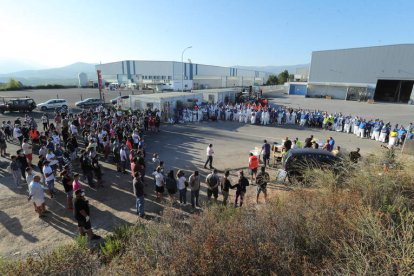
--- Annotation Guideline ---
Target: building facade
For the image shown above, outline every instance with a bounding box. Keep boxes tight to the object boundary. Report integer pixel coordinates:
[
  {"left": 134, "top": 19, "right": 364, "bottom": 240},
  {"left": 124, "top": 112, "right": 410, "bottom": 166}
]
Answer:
[
  {"left": 96, "top": 60, "right": 270, "bottom": 91},
  {"left": 307, "top": 44, "right": 414, "bottom": 103}
]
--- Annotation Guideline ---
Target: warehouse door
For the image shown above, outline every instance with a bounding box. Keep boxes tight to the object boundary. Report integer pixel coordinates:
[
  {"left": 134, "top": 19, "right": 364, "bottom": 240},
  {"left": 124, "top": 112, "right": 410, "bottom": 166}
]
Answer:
[{"left": 374, "top": 79, "right": 414, "bottom": 103}]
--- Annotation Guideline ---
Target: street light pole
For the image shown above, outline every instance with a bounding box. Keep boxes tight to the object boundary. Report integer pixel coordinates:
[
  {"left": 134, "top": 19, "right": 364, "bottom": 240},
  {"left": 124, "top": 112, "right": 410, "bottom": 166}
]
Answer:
[{"left": 181, "top": 46, "right": 192, "bottom": 92}]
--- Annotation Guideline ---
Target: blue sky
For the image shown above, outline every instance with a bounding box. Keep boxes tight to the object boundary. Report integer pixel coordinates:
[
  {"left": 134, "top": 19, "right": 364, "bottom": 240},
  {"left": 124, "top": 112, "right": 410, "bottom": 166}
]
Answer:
[{"left": 0, "top": 0, "right": 413, "bottom": 69}]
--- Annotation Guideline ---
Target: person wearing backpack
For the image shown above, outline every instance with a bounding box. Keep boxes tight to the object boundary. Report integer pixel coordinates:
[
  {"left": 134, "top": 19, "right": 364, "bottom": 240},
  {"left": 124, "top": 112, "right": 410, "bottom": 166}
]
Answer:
[
  {"left": 255, "top": 166, "right": 269, "bottom": 204},
  {"left": 233, "top": 170, "right": 249, "bottom": 207},
  {"left": 206, "top": 169, "right": 220, "bottom": 203}
]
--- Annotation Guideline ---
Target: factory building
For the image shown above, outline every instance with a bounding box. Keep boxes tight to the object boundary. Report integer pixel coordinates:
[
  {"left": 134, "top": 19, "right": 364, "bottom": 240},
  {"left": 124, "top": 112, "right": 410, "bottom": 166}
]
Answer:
[
  {"left": 96, "top": 60, "right": 270, "bottom": 91},
  {"left": 307, "top": 44, "right": 414, "bottom": 103}
]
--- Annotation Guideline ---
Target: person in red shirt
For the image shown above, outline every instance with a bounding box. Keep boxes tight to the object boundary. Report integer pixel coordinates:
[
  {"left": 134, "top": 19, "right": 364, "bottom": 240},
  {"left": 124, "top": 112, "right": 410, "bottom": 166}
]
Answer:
[{"left": 248, "top": 152, "right": 259, "bottom": 181}]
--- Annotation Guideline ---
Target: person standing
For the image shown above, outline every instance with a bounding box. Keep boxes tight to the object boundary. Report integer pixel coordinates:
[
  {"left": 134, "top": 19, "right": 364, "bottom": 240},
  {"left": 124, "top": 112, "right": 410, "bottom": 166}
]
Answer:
[
  {"left": 28, "top": 175, "right": 47, "bottom": 217},
  {"left": 25, "top": 167, "right": 36, "bottom": 188},
  {"left": 133, "top": 171, "right": 145, "bottom": 218},
  {"left": 41, "top": 114, "right": 49, "bottom": 131},
  {"left": 165, "top": 170, "right": 177, "bottom": 202},
  {"left": 204, "top": 144, "right": 214, "bottom": 169},
  {"left": 206, "top": 169, "right": 220, "bottom": 203},
  {"left": 42, "top": 160, "right": 55, "bottom": 198},
  {"left": 176, "top": 170, "right": 187, "bottom": 205},
  {"left": 21, "top": 138, "right": 33, "bottom": 166},
  {"left": 16, "top": 150, "right": 29, "bottom": 181},
  {"left": 261, "top": 140, "right": 271, "bottom": 167},
  {"left": 234, "top": 171, "right": 249, "bottom": 207},
  {"left": 255, "top": 166, "right": 269, "bottom": 204},
  {"left": 221, "top": 170, "right": 233, "bottom": 206},
  {"left": 9, "top": 155, "right": 22, "bottom": 189},
  {"left": 283, "top": 137, "right": 292, "bottom": 151},
  {"left": 73, "top": 189, "right": 101, "bottom": 241},
  {"left": 152, "top": 166, "right": 165, "bottom": 200},
  {"left": 189, "top": 170, "right": 200, "bottom": 208},
  {"left": 248, "top": 153, "right": 259, "bottom": 182},
  {"left": 61, "top": 170, "right": 73, "bottom": 210},
  {"left": 120, "top": 144, "right": 128, "bottom": 174}
]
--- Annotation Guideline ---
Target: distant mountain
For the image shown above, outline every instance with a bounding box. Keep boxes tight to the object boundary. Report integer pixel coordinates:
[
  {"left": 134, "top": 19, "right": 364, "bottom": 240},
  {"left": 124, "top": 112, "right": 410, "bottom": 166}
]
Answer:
[
  {"left": 234, "top": 64, "right": 310, "bottom": 74},
  {"left": 0, "top": 58, "right": 47, "bottom": 74},
  {"left": 0, "top": 62, "right": 97, "bottom": 86}
]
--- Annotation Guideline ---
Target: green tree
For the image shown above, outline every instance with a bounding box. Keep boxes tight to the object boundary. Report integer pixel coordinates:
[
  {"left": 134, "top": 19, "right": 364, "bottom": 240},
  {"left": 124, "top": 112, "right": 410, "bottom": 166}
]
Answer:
[
  {"left": 278, "top": 70, "right": 290, "bottom": 84},
  {"left": 266, "top": 74, "right": 279, "bottom": 85},
  {"left": 289, "top": 74, "right": 295, "bottom": 81},
  {"left": 7, "top": 78, "right": 23, "bottom": 90}
]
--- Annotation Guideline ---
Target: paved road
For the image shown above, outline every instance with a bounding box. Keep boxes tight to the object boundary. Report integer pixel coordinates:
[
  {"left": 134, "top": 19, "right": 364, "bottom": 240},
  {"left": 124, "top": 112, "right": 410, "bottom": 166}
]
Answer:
[{"left": 265, "top": 91, "right": 414, "bottom": 126}]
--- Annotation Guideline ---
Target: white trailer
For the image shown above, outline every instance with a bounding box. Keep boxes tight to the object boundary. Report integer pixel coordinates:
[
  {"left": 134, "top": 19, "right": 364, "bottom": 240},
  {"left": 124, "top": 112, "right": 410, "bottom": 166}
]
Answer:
[
  {"left": 193, "top": 88, "right": 238, "bottom": 104},
  {"left": 129, "top": 92, "right": 203, "bottom": 121}
]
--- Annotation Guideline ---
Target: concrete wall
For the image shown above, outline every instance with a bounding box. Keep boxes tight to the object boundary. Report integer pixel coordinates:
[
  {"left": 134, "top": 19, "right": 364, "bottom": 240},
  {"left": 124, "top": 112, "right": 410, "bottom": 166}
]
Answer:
[{"left": 309, "top": 44, "right": 414, "bottom": 85}]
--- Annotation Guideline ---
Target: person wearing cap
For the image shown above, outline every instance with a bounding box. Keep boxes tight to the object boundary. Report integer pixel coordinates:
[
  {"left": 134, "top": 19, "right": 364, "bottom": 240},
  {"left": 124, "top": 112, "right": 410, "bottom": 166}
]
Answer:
[
  {"left": 73, "top": 189, "right": 101, "bottom": 240},
  {"left": 42, "top": 160, "right": 55, "bottom": 198},
  {"left": 206, "top": 169, "right": 220, "bottom": 203},
  {"left": 28, "top": 175, "right": 48, "bottom": 217}
]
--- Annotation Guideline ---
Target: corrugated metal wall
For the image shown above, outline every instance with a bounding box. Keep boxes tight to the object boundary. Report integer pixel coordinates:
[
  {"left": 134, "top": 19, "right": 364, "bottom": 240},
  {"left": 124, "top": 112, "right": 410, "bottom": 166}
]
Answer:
[{"left": 309, "top": 44, "right": 414, "bottom": 85}]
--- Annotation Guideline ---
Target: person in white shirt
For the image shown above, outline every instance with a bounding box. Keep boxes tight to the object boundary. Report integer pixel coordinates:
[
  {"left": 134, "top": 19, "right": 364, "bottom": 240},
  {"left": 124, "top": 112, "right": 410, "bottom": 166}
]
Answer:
[
  {"left": 42, "top": 161, "right": 55, "bottom": 198},
  {"left": 21, "top": 138, "right": 33, "bottom": 165},
  {"left": 25, "top": 167, "right": 36, "bottom": 187},
  {"left": 120, "top": 145, "right": 128, "bottom": 173},
  {"left": 176, "top": 170, "right": 187, "bottom": 204},
  {"left": 28, "top": 175, "right": 48, "bottom": 217},
  {"left": 152, "top": 166, "right": 165, "bottom": 200},
  {"left": 46, "top": 148, "right": 59, "bottom": 171},
  {"left": 204, "top": 144, "right": 214, "bottom": 169},
  {"left": 70, "top": 122, "right": 78, "bottom": 136},
  {"left": 41, "top": 114, "right": 49, "bottom": 131}
]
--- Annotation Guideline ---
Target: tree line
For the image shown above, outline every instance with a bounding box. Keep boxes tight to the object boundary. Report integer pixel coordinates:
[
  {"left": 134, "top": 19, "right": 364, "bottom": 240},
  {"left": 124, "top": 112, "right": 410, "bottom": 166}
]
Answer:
[{"left": 266, "top": 70, "right": 294, "bottom": 85}]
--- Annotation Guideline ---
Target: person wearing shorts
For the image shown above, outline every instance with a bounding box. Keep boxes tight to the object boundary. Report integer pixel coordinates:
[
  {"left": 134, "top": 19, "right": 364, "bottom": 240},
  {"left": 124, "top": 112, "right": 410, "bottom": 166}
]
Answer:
[
  {"left": 255, "top": 166, "right": 269, "bottom": 204},
  {"left": 28, "top": 175, "right": 47, "bottom": 217},
  {"left": 73, "top": 189, "right": 101, "bottom": 240},
  {"left": 152, "top": 166, "right": 165, "bottom": 200}
]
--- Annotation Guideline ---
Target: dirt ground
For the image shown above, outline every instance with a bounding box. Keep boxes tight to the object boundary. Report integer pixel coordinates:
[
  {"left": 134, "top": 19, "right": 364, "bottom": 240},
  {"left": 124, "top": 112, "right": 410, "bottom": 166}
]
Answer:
[
  {"left": 0, "top": 126, "right": 291, "bottom": 260},
  {"left": 0, "top": 109, "right": 391, "bottom": 260}
]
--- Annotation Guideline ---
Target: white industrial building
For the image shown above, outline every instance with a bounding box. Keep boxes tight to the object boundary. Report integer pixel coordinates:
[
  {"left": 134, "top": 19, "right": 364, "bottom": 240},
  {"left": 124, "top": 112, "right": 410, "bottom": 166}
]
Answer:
[
  {"left": 307, "top": 44, "right": 414, "bottom": 103},
  {"left": 95, "top": 60, "right": 270, "bottom": 91}
]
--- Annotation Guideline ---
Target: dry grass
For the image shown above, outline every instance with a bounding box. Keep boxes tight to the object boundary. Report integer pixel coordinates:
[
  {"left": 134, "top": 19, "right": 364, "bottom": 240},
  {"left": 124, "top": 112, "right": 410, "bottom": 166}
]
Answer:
[{"left": 2, "top": 154, "right": 414, "bottom": 275}]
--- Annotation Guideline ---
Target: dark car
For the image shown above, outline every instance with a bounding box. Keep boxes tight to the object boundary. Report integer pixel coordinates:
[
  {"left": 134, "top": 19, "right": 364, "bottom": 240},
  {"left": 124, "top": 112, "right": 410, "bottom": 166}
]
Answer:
[
  {"left": 75, "top": 98, "right": 104, "bottom": 108},
  {"left": 283, "top": 148, "right": 340, "bottom": 183},
  {"left": 0, "top": 98, "right": 36, "bottom": 113}
]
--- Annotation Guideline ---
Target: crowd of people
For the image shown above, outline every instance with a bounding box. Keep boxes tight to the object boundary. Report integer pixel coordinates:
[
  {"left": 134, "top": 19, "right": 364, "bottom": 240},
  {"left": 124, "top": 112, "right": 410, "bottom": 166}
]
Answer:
[
  {"left": 0, "top": 98, "right": 408, "bottom": 241},
  {"left": 174, "top": 102, "right": 414, "bottom": 148},
  {"left": 0, "top": 105, "right": 273, "bottom": 241}
]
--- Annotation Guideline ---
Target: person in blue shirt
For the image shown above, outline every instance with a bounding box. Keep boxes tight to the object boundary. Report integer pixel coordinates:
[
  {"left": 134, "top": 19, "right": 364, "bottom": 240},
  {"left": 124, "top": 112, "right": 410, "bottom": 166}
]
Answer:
[
  {"left": 397, "top": 127, "right": 407, "bottom": 146},
  {"left": 358, "top": 120, "right": 366, "bottom": 138}
]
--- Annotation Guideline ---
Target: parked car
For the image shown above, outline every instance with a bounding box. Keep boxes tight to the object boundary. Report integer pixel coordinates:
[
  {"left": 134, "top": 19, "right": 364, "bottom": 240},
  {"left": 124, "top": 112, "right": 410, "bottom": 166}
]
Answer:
[
  {"left": 282, "top": 148, "right": 340, "bottom": 183},
  {"left": 75, "top": 98, "right": 104, "bottom": 108},
  {"left": 0, "top": 98, "right": 36, "bottom": 113},
  {"left": 110, "top": 95, "right": 129, "bottom": 105},
  {"left": 37, "top": 99, "right": 68, "bottom": 111}
]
